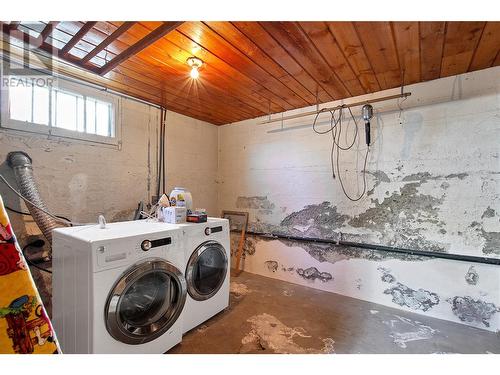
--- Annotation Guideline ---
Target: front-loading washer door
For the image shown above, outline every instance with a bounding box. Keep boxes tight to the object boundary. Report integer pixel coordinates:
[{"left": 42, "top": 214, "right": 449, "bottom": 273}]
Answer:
[
  {"left": 105, "top": 258, "right": 187, "bottom": 345},
  {"left": 186, "top": 240, "right": 228, "bottom": 301}
]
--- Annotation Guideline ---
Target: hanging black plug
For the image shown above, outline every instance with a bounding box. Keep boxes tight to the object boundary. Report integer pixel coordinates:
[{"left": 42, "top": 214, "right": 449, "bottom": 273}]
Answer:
[{"left": 362, "top": 104, "right": 373, "bottom": 146}]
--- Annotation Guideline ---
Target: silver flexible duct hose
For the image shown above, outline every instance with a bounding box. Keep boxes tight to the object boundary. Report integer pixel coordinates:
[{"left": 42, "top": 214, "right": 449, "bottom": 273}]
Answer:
[{"left": 7, "top": 151, "right": 67, "bottom": 244}]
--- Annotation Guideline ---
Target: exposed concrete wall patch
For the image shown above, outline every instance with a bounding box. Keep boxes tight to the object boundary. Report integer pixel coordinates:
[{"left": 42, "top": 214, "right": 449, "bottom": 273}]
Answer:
[
  {"left": 379, "top": 267, "right": 440, "bottom": 311},
  {"left": 481, "top": 207, "right": 496, "bottom": 219},
  {"left": 236, "top": 196, "right": 275, "bottom": 210},
  {"left": 296, "top": 267, "right": 333, "bottom": 282},
  {"left": 264, "top": 260, "right": 278, "bottom": 273},
  {"left": 465, "top": 266, "right": 479, "bottom": 285},
  {"left": 448, "top": 296, "right": 500, "bottom": 327}
]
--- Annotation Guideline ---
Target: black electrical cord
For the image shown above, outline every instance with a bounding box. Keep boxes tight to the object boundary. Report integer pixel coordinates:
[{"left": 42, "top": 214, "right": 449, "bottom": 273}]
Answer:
[
  {"left": 162, "top": 107, "right": 166, "bottom": 194},
  {"left": 313, "top": 105, "right": 369, "bottom": 201},
  {"left": 22, "top": 239, "right": 52, "bottom": 274},
  {"left": 157, "top": 107, "right": 163, "bottom": 198},
  {"left": 156, "top": 106, "right": 167, "bottom": 198},
  {"left": 5, "top": 205, "right": 73, "bottom": 226}
]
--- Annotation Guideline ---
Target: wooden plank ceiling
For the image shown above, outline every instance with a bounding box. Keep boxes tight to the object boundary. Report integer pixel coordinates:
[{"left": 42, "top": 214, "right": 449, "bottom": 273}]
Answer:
[{"left": 1, "top": 21, "right": 499, "bottom": 125}]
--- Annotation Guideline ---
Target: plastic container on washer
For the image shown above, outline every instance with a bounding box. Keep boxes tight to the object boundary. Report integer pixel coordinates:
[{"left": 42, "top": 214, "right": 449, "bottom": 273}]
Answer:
[{"left": 169, "top": 187, "right": 193, "bottom": 213}]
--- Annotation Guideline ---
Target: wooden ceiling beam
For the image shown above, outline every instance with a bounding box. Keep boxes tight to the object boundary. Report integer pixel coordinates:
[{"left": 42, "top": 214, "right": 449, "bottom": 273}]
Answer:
[
  {"left": 98, "top": 21, "right": 183, "bottom": 76},
  {"left": 60, "top": 22, "right": 97, "bottom": 57},
  {"left": 1, "top": 23, "right": 101, "bottom": 75},
  {"left": 8, "top": 22, "right": 20, "bottom": 30},
  {"left": 80, "top": 21, "right": 135, "bottom": 65},
  {"left": 47, "top": 22, "right": 258, "bottom": 121},
  {"left": 40, "top": 21, "right": 59, "bottom": 42}
]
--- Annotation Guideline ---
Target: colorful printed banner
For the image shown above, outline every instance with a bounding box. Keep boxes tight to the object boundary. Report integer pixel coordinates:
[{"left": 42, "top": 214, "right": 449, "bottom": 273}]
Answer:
[{"left": 0, "top": 195, "right": 59, "bottom": 354}]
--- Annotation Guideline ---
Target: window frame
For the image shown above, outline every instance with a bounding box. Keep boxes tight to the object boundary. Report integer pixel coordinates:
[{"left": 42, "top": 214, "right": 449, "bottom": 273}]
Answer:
[{"left": 0, "top": 78, "right": 121, "bottom": 147}]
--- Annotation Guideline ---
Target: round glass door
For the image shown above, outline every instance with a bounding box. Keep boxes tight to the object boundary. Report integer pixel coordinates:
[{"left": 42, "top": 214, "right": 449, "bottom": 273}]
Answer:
[
  {"left": 186, "top": 240, "right": 228, "bottom": 301},
  {"left": 105, "top": 258, "right": 187, "bottom": 345}
]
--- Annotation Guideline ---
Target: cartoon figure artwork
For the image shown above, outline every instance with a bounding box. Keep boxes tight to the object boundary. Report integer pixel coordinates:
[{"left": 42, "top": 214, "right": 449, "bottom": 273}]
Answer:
[
  {"left": 0, "top": 216, "right": 25, "bottom": 276},
  {"left": 0, "top": 195, "right": 60, "bottom": 354},
  {"left": 0, "top": 295, "right": 55, "bottom": 354}
]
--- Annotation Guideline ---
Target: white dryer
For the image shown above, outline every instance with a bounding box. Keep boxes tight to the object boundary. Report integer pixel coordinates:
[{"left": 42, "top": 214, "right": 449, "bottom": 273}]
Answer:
[
  {"left": 177, "top": 218, "right": 230, "bottom": 334},
  {"left": 52, "top": 220, "right": 186, "bottom": 353}
]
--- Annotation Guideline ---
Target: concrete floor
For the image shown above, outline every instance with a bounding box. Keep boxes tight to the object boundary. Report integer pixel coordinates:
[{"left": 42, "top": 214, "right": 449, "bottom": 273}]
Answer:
[{"left": 169, "top": 271, "right": 500, "bottom": 354}]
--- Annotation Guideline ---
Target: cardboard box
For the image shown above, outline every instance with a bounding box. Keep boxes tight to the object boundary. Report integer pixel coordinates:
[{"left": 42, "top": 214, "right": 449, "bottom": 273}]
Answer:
[{"left": 159, "top": 206, "right": 186, "bottom": 223}]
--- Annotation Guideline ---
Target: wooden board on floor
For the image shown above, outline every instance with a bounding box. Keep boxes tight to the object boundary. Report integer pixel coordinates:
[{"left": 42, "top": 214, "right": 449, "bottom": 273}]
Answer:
[{"left": 221, "top": 210, "right": 249, "bottom": 276}]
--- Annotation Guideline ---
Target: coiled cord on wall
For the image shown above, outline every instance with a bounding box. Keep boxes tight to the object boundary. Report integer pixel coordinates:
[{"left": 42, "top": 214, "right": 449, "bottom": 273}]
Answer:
[{"left": 312, "top": 106, "right": 369, "bottom": 201}]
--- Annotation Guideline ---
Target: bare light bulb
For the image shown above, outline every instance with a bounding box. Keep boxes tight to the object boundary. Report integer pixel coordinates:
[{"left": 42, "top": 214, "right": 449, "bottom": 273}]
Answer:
[{"left": 190, "top": 67, "right": 199, "bottom": 79}]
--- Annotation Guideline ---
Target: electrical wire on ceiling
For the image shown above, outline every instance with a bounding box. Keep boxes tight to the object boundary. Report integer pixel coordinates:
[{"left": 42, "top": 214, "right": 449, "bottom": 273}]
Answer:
[{"left": 312, "top": 105, "right": 370, "bottom": 201}]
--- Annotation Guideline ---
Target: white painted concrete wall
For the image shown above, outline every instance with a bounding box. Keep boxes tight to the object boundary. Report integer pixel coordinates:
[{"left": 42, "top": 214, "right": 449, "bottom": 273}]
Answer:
[
  {"left": 218, "top": 66, "right": 500, "bottom": 332},
  {"left": 166, "top": 111, "right": 219, "bottom": 216}
]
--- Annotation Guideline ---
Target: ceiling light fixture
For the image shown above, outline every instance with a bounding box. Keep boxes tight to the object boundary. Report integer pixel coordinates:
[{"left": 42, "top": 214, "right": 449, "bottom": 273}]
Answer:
[{"left": 187, "top": 56, "right": 203, "bottom": 79}]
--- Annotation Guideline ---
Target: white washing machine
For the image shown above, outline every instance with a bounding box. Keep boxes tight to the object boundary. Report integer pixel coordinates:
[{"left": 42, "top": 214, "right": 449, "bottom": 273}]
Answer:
[
  {"left": 177, "top": 218, "right": 230, "bottom": 334},
  {"left": 52, "top": 220, "right": 186, "bottom": 354}
]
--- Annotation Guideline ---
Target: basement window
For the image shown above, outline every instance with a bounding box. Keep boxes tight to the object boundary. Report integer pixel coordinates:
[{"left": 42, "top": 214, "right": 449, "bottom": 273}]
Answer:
[{"left": 1, "top": 77, "right": 120, "bottom": 146}]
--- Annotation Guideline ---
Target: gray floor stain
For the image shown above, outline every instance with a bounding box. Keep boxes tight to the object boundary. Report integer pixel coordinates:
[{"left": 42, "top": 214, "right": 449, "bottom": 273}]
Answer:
[
  {"left": 384, "top": 315, "right": 439, "bottom": 349},
  {"left": 239, "top": 313, "right": 332, "bottom": 354},
  {"left": 230, "top": 282, "right": 251, "bottom": 297},
  {"left": 170, "top": 272, "right": 500, "bottom": 354}
]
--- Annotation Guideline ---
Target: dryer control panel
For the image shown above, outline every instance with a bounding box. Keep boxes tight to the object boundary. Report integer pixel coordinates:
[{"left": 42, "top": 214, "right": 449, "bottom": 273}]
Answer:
[
  {"left": 141, "top": 237, "right": 172, "bottom": 251},
  {"left": 205, "top": 226, "right": 223, "bottom": 236}
]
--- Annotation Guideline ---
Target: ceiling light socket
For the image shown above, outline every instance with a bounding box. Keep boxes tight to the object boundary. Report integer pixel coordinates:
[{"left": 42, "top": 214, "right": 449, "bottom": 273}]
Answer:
[{"left": 187, "top": 56, "right": 203, "bottom": 69}]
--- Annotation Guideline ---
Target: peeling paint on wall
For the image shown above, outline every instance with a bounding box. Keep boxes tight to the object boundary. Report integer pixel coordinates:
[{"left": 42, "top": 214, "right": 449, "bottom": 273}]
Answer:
[
  {"left": 448, "top": 296, "right": 500, "bottom": 327},
  {"left": 481, "top": 207, "right": 496, "bottom": 219},
  {"left": 384, "top": 283, "right": 440, "bottom": 312},
  {"left": 296, "top": 267, "right": 333, "bottom": 282},
  {"left": 469, "top": 221, "right": 500, "bottom": 255},
  {"left": 236, "top": 196, "right": 275, "bottom": 210},
  {"left": 366, "top": 170, "right": 391, "bottom": 196},
  {"left": 379, "top": 267, "right": 440, "bottom": 311},
  {"left": 480, "top": 229, "right": 500, "bottom": 255},
  {"left": 247, "top": 235, "right": 428, "bottom": 265},
  {"left": 465, "top": 266, "right": 479, "bottom": 285},
  {"left": 349, "top": 181, "right": 446, "bottom": 252},
  {"left": 264, "top": 260, "right": 278, "bottom": 273},
  {"left": 280, "top": 201, "right": 349, "bottom": 238}
]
